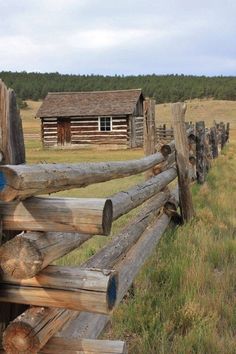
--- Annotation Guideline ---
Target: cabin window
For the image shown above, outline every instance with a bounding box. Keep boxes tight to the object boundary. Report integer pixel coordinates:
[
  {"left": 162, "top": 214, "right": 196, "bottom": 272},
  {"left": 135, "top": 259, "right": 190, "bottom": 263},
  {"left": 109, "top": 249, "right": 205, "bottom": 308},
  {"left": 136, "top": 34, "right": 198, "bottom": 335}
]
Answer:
[{"left": 98, "top": 117, "right": 112, "bottom": 131}]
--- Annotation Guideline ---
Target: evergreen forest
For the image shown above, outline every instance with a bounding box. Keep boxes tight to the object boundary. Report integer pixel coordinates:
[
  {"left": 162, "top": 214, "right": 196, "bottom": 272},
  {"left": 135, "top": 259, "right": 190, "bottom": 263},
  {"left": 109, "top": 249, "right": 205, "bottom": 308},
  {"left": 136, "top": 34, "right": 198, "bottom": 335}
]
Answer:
[{"left": 1, "top": 71, "right": 235, "bottom": 104}]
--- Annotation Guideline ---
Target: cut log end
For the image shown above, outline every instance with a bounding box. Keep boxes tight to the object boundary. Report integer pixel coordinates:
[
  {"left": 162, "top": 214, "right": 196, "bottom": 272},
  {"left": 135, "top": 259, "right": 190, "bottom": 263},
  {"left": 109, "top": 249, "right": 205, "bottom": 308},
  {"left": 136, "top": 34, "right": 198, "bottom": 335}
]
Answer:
[
  {"left": 0, "top": 236, "right": 43, "bottom": 279},
  {"left": 160, "top": 145, "right": 171, "bottom": 157},
  {"left": 102, "top": 199, "right": 113, "bottom": 236},
  {"left": 3, "top": 322, "right": 40, "bottom": 354},
  {"left": 107, "top": 272, "right": 118, "bottom": 310}
]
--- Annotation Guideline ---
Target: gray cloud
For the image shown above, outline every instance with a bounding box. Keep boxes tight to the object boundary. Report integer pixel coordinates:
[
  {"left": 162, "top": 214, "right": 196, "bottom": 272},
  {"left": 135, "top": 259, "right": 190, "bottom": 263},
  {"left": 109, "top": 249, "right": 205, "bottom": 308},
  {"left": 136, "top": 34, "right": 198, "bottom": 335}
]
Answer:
[{"left": 0, "top": 0, "right": 235, "bottom": 75}]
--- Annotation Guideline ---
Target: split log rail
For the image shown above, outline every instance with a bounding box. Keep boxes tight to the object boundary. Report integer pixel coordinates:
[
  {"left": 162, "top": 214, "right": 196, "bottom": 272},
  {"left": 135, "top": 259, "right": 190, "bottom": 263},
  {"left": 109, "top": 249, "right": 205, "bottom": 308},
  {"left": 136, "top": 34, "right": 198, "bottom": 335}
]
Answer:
[{"left": 0, "top": 80, "right": 230, "bottom": 353}]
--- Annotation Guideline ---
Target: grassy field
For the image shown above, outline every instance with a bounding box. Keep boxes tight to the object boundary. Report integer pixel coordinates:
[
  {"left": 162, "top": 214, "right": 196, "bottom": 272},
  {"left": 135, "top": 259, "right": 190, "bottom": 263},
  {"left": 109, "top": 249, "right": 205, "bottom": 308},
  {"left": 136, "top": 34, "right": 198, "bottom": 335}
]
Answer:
[{"left": 20, "top": 99, "right": 236, "bottom": 353}]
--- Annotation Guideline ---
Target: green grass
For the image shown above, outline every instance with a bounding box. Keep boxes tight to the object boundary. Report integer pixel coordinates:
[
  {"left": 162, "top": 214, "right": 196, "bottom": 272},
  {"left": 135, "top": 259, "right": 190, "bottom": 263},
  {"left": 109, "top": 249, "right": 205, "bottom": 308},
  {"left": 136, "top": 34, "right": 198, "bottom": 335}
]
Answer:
[
  {"left": 103, "top": 142, "right": 236, "bottom": 353},
  {"left": 20, "top": 100, "right": 236, "bottom": 353}
]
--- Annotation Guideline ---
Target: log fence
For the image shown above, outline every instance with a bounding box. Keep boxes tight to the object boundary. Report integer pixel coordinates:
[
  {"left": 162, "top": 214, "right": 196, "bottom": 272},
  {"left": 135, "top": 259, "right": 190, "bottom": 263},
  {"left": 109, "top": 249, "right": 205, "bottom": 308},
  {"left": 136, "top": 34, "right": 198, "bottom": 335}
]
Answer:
[{"left": 0, "top": 80, "right": 230, "bottom": 353}]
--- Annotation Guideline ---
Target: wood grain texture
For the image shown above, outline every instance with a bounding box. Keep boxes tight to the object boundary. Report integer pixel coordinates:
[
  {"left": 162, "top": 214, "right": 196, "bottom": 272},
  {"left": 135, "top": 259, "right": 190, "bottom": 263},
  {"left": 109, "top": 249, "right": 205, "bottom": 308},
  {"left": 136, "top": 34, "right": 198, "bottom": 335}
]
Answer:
[
  {"left": 111, "top": 167, "right": 177, "bottom": 220},
  {"left": 48, "top": 211, "right": 172, "bottom": 346},
  {"left": 0, "top": 197, "right": 113, "bottom": 235},
  {"left": 171, "top": 102, "right": 195, "bottom": 222},
  {"left": 2, "top": 192, "right": 169, "bottom": 353},
  {"left": 0, "top": 267, "right": 118, "bottom": 314},
  {"left": 40, "top": 338, "right": 127, "bottom": 354},
  {"left": 196, "top": 121, "right": 206, "bottom": 184},
  {"left": 0, "top": 231, "right": 93, "bottom": 279},
  {"left": 143, "top": 98, "right": 156, "bottom": 178},
  {"left": 0, "top": 152, "right": 166, "bottom": 202}
]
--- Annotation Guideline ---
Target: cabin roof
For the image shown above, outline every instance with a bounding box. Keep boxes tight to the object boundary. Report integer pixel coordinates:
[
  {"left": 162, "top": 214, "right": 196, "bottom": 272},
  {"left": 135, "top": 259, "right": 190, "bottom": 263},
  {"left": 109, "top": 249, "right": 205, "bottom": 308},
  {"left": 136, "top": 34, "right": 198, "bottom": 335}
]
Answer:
[{"left": 36, "top": 89, "right": 144, "bottom": 118}]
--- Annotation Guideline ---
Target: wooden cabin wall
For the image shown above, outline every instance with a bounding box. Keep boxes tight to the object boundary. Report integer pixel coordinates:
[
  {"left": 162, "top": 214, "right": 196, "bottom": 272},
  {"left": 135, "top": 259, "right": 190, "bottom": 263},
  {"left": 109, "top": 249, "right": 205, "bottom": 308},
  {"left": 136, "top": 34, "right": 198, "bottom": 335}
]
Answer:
[
  {"left": 133, "top": 97, "right": 144, "bottom": 116},
  {"left": 41, "top": 116, "right": 129, "bottom": 148},
  {"left": 41, "top": 118, "right": 57, "bottom": 147},
  {"left": 135, "top": 116, "right": 144, "bottom": 147}
]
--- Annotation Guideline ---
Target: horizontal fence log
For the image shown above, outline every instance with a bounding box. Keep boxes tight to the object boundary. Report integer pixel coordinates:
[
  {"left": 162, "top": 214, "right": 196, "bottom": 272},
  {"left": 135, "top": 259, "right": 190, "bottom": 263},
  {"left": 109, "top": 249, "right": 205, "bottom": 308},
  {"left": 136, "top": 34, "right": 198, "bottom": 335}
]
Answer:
[
  {"left": 0, "top": 267, "right": 118, "bottom": 314},
  {"left": 0, "top": 197, "right": 112, "bottom": 235},
  {"left": 40, "top": 338, "right": 127, "bottom": 354},
  {"left": 2, "top": 192, "right": 170, "bottom": 353},
  {"left": 0, "top": 231, "right": 93, "bottom": 279},
  {"left": 0, "top": 171, "right": 176, "bottom": 280},
  {"left": 48, "top": 211, "right": 172, "bottom": 346},
  {"left": 159, "top": 128, "right": 195, "bottom": 157},
  {"left": 0, "top": 152, "right": 167, "bottom": 201},
  {"left": 3, "top": 307, "right": 79, "bottom": 354},
  {"left": 111, "top": 167, "right": 177, "bottom": 220}
]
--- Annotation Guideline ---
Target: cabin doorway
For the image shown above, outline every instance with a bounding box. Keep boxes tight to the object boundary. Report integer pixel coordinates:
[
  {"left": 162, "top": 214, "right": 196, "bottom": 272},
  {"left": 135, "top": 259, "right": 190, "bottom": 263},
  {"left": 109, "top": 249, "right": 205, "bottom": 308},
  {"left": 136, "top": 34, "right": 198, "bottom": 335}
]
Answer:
[{"left": 57, "top": 118, "right": 71, "bottom": 146}]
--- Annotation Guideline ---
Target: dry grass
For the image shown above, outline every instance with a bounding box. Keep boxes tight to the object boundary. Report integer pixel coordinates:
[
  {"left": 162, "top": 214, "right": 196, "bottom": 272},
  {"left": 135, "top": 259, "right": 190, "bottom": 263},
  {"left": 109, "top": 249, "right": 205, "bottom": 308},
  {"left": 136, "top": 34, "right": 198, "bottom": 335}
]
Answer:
[
  {"left": 104, "top": 142, "right": 236, "bottom": 353},
  {"left": 20, "top": 99, "right": 236, "bottom": 353}
]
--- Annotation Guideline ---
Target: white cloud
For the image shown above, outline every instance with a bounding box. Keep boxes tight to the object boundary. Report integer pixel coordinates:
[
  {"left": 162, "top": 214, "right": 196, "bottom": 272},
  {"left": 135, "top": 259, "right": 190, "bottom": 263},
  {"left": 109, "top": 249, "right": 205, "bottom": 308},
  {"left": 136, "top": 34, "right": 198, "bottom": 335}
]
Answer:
[{"left": 0, "top": 0, "right": 235, "bottom": 75}]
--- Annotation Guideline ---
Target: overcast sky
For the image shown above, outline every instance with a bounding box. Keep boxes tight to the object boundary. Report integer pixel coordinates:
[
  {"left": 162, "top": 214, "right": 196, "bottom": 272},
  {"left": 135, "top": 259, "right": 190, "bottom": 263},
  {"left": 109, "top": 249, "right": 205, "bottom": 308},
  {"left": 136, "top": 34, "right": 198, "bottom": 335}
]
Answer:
[{"left": 0, "top": 0, "right": 235, "bottom": 76}]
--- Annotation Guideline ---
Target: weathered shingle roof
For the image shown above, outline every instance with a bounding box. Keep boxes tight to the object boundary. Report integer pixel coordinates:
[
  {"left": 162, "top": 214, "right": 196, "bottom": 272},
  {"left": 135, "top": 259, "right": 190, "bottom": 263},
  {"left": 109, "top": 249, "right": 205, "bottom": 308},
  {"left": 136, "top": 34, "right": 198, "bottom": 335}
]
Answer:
[{"left": 36, "top": 89, "right": 144, "bottom": 118}]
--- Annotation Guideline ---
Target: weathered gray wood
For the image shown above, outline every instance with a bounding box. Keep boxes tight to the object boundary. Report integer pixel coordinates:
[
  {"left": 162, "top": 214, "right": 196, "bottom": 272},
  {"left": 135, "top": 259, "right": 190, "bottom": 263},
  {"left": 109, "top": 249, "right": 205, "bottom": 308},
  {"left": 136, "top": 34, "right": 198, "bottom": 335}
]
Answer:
[
  {"left": 143, "top": 98, "right": 156, "bottom": 178},
  {"left": 0, "top": 171, "right": 176, "bottom": 280},
  {"left": 111, "top": 167, "right": 177, "bottom": 220},
  {"left": 160, "top": 140, "right": 175, "bottom": 157},
  {"left": 196, "top": 121, "right": 206, "bottom": 184},
  {"left": 82, "top": 192, "right": 169, "bottom": 269},
  {"left": 210, "top": 126, "right": 218, "bottom": 159},
  {"left": 171, "top": 102, "right": 195, "bottom": 222},
  {"left": 0, "top": 80, "right": 26, "bottom": 338},
  {"left": 41, "top": 338, "right": 127, "bottom": 354},
  {"left": 0, "top": 152, "right": 166, "bottom": 202},
  {"left": 0, "top": 80, "right": 25, "bottom": 165},
  {"left": 152, "top": 152, "right": 175, "bottom": 175},
  {"left": 226, "top": 122, "right": 230, "bottom": 142},
  {"left": 161, "top": 128, "right": 195, "bottom": 157},
  {"left": 0, "top": 231, "right": 93, "bottom": 279},
  {"left": 3, "top": 308, "right": 79, "bottom": 354},
  {"left": 3, "top": 192, "right": 170, "bottom": 353},
  {"left": 0, "top": 267, "right": 118, "bottom": 314},
  {"left": 220, "top": 122, "right": 226, "bottom": 149},
  {"left": 47, "top": 210, "right": 172, "bottom": 346},
  {"left": 143, "top": 98, "right": 156, "bottom": 156},
  {"left": 0, "top": 197, "right": 113, "bottom": 235}
]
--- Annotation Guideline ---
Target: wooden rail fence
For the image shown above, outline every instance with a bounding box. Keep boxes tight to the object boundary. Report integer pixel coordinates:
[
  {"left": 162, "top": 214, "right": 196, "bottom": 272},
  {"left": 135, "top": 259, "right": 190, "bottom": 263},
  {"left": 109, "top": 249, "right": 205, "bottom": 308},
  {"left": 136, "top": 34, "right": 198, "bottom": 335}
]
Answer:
[{"left": 0, "top": 80, "right": 230, "bottom": 353}]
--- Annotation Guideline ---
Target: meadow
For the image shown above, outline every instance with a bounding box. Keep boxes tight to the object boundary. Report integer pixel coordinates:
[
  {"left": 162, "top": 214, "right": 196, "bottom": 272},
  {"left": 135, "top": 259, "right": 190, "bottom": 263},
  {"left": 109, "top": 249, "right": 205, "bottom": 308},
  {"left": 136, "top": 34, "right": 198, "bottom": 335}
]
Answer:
[{"left": 21, "top": 99, "right": 236, "bottom": 353}]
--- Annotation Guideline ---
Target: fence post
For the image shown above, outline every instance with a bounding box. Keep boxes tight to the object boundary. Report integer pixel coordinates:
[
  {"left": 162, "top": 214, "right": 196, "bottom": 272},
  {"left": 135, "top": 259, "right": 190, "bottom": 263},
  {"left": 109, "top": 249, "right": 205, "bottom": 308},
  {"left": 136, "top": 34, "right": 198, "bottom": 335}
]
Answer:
[
  {"left": 0, "top": 80, "right": 26, "bottom": 337},
  {"left": 143, "top": 98, "right": 156, "bottom": 178},
  {"left": 210, "top": 126, "right": 218, "bottom": 159},
  {"left": 171, "top": 102, "right": 195, "bottom": 222},
  {"left": 196, "top": 121, "right": 206, "bottom": 184},
  {"left": 226, "top": 122, "right": 230, "bottom": 142},
  {"left": 220, "top": 122, "right": 226, "bottom": 149}
]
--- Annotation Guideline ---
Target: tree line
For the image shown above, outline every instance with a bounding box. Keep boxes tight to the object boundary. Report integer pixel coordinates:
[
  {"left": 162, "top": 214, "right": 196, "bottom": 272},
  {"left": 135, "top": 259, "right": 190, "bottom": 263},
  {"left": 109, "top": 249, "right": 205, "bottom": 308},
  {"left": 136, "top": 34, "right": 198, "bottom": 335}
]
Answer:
[{"left": 0, "top": 71, "right": 235, "bottom": 105}]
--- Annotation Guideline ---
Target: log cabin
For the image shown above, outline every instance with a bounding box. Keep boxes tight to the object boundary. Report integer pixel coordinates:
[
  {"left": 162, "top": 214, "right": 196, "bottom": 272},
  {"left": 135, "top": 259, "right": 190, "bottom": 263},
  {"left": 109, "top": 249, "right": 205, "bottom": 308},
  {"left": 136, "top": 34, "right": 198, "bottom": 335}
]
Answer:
[{"left": 36, "top": 89, "right": 144, "bottom": 149}]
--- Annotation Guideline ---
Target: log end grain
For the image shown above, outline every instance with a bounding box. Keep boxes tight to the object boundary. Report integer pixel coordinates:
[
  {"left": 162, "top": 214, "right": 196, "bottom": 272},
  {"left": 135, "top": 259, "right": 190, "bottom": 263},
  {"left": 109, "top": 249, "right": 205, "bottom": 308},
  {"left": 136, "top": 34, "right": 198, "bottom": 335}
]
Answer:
[
  {"left": 3, "top": 321, "right": 40, "bottom": 354},
  {"left": 160, "top": 144, "right": 172, "bottom": 157},
  {"left": 102, "top": 199, "right": 113, "bottom": 236},
  {"left": 0, "top": 236, "right": 43, "bottom": 279}
]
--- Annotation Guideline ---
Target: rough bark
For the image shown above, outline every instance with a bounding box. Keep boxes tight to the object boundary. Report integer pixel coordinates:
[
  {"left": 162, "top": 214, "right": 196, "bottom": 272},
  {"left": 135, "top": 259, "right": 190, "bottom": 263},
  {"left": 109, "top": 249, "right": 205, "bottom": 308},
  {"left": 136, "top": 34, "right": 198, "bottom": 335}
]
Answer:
[{"left": 196, "top": 121, "right": 206, "bottom": 184}]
